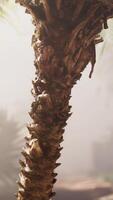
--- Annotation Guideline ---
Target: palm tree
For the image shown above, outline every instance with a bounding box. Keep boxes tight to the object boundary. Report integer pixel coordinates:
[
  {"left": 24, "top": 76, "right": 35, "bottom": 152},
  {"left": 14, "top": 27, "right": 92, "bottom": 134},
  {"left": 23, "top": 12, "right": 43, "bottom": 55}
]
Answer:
[
  {"left": 0, "top": 110, "right": 23, "bottom": 200},
  {"left": 7, "top": 0, "right": 113, "bottom": 200},
  {"left": 0, "top": 110, "right": 20, "bottom": 180}
]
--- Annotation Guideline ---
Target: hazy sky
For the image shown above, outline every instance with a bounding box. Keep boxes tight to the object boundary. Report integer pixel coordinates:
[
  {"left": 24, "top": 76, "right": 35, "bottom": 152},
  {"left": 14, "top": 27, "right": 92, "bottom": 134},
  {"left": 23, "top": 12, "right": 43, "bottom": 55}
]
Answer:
[
  {"left": 0, "top": 6, "right": 113, "bottom": 179},
  {"left": 0, "top": 6, "right": 34, "bottom": 118}
]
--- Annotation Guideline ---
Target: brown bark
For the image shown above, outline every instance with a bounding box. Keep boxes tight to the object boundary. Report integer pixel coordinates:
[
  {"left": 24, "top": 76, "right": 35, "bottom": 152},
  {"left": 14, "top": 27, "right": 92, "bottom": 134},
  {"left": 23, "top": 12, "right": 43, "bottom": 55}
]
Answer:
[
  {"left": 16, "top": 1, "right": 113, "bottom": 200},
  {"left": 99, "top": 0, "right": 113, "bottom": 6}
]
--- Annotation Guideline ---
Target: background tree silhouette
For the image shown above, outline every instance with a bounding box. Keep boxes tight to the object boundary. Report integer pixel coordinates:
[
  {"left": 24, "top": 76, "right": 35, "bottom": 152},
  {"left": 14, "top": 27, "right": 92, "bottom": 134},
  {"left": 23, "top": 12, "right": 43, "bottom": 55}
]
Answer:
[{"left": 0, "top": 110, "right": 23, "bottom": 199}]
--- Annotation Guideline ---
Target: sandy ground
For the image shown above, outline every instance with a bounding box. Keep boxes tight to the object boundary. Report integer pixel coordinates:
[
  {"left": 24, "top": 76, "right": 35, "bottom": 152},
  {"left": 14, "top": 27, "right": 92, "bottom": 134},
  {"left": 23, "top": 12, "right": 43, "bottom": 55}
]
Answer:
[
  {"left": 55, "top": 178, "right": 113, "bottom": 200},
  {"left": 98, "top": 195, "right": 113, "bottom": 200}
]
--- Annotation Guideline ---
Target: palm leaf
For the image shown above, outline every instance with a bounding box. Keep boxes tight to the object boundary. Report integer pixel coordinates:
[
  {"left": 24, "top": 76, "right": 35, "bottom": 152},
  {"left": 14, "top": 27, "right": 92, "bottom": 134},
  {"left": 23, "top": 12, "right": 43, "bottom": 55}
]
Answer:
[{"left": 0, "top": 0, "right": 24, "bottom": 33}]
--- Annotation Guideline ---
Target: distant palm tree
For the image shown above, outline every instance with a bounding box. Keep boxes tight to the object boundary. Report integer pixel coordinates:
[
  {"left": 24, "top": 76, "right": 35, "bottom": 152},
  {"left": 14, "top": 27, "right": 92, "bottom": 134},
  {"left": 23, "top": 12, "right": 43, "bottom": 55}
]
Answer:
[
  {"left": 15, "top": 1, "right": 113, "bottom": 200},
  {"left": 0, "top": 0, "right": 20, "bottom": 192},
  {"left": 0, "top": 110, "right": 23, "bottom": 200},
  {"left": 0, "top": 110, "right": 21, "bottom": 180}
]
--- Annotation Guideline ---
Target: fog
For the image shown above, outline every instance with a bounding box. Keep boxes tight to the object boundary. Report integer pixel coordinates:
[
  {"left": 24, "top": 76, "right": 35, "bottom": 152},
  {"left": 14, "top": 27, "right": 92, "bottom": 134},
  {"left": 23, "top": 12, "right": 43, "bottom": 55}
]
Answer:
[{"left": 0, "top": 4, "right": 113, "bottom": 198}]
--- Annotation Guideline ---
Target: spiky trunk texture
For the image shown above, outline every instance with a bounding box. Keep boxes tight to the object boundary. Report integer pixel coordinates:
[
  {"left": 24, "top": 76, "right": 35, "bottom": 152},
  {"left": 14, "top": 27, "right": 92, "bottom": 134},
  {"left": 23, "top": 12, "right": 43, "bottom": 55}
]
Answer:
[{"left": 16, "top": 1, "right": 113, "bottom": 200}]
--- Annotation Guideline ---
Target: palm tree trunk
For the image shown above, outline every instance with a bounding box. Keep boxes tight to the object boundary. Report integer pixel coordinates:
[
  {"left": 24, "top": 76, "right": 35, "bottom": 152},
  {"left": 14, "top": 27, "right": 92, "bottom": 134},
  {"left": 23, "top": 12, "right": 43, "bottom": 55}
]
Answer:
[{"left": 16, "top": 1, "right": 113, "bottom": 200}]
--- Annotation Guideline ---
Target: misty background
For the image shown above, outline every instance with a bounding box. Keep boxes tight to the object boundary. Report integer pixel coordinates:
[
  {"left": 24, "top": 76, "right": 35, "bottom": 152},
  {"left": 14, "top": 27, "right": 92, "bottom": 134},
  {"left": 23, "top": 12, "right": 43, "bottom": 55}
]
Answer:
[{"left": 0, "top": 2, "right": 113, "bottom": 199}]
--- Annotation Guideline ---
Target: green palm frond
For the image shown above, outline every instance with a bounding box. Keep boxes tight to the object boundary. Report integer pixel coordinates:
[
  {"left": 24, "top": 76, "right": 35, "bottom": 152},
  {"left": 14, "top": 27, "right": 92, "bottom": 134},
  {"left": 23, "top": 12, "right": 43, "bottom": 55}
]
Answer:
[
  {"left": 0, "top": 0, "right": 22, "bottom": 34},
  {"left": 0, "top": 0, "right": 17, "bottom": 27},
  {"left": 0, "top": 0, "right": 14, "bottom": 18}
]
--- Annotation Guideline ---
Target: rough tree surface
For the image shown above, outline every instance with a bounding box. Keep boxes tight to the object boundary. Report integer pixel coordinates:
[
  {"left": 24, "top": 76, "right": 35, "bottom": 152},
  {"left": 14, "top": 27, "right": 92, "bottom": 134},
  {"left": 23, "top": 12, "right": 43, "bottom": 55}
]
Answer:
[{"left": 15, "top": 1, "right": 113, "bottom": 200}]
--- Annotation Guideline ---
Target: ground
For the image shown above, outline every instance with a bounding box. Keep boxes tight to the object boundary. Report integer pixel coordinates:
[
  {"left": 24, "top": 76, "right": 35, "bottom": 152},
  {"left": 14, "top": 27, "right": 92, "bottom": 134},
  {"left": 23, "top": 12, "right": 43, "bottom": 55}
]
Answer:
[{"left": 56, "top": 178, "right": 113, "bottom": 200}]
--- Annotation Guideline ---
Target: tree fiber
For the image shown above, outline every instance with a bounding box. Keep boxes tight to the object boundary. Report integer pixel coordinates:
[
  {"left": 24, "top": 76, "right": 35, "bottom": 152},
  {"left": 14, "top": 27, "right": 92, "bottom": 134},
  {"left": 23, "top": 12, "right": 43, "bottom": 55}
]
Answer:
[{"left": 16, "top": 1, "right": 113, "bottom": 200}]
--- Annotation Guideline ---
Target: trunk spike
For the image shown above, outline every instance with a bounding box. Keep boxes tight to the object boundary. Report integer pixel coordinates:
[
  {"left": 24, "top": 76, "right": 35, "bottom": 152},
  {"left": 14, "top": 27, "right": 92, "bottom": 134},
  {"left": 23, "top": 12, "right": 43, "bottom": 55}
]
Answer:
[{"left": 19, "top": 159, "right": 26, "bottom": 168}]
